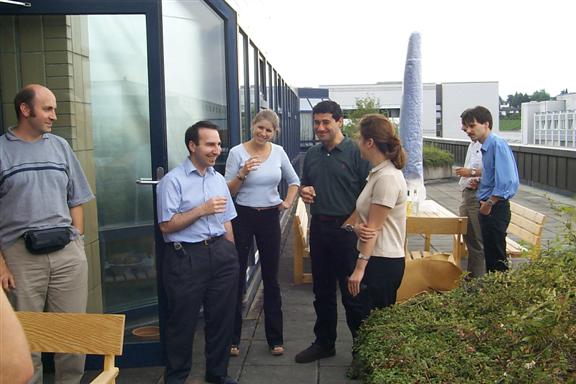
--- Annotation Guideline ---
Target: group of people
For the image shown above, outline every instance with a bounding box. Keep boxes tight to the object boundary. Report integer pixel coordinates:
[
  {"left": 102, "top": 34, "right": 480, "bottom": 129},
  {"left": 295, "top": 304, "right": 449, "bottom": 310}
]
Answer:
[
  {"left": 155, "top": 99, "right": 412, "bottom": 383},
  {"left": 0, "top": 83, "right": 520, "bottom": 384}
]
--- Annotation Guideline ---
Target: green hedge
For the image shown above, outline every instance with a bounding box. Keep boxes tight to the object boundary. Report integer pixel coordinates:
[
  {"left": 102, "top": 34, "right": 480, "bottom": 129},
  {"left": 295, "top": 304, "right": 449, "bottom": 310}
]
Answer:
[
  {"left": 355, "top": 206, "right": 576, "bottom": 383},
  {"left": 423, "top": 145, "right": 454, "bottom": 168}
]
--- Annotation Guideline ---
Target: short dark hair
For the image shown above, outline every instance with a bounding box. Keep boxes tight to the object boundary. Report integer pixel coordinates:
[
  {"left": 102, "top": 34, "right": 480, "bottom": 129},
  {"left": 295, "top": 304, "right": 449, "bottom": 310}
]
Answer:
[
  {"left": 312, "top": 100, "right": 343, "bottom": 121},
  {"left": 461, "top": 106, "right": 493, "bottom": 129},
  {"left": 184, "top": 120, "right": 219, "bottom": 149},
  {"left": 14, "top": 87, "right": 37, "bottom": 121}
]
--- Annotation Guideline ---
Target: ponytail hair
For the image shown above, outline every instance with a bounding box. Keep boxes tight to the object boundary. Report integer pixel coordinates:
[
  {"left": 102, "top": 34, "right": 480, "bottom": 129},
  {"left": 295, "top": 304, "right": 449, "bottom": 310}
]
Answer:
[{"left": 358, "top": 114, "right": 407, "bottom": 170}]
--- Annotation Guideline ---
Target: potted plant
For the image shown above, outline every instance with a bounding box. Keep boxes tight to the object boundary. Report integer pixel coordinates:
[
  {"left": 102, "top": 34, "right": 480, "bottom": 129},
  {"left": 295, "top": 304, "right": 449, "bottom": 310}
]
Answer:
[{"left": 423, "top": 144, "right": 454, "bottom": 180}]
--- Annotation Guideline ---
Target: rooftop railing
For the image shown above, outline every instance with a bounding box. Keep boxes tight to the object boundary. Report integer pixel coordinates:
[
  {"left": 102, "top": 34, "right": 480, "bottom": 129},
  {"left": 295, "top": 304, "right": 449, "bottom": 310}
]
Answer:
[{"left": 424, "top": 137, "right": 576, "bottom": 195}]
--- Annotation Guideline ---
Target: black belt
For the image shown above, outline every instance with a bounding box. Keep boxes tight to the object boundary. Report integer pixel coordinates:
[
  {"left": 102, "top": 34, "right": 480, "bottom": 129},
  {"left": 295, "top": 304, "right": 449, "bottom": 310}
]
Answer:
[{"left": 170, "top": 235, "right": 223, "bottom": 249}]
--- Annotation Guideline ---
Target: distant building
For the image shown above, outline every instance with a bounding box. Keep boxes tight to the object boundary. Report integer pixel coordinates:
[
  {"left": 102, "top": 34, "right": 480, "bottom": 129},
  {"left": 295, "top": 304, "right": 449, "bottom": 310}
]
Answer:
[
  {"left": 298, "top": 88, "right": 329, "bottom": 148},
  {"left": 304, "top": 81, "right": 499, "bottom": 141},
  {"left": 521, "top": 93, "right": 576, "bottom": 147}
]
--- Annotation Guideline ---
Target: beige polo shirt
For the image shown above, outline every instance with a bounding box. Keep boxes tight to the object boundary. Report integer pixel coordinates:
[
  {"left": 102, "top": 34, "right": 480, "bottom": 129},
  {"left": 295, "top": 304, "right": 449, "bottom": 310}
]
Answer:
[{"left": 356, "top": 159, "right": 407, "bottom": 258}]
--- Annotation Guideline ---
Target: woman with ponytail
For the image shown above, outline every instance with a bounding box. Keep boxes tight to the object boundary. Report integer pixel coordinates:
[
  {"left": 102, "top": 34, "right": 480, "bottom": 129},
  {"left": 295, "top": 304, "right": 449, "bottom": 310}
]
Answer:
[{"left": 345, "top": 114, "right": 407, "bottom": 311}]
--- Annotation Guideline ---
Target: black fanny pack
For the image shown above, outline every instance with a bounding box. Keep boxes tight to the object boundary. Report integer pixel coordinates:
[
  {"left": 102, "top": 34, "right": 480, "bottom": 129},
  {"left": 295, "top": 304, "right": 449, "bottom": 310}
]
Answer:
[{"left": 23, "top": 227, "right": 72, "bottom": 255}]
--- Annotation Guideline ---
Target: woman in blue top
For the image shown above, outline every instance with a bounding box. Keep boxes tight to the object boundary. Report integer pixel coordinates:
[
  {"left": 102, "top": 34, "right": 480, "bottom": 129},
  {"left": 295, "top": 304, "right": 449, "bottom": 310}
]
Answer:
[{"left": 225, "top": 110, "right": 300, "bottom": 356}]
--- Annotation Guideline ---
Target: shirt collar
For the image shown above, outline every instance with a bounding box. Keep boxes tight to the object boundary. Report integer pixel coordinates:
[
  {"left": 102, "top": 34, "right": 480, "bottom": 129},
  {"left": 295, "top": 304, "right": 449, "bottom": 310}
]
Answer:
[
  {"left": 183, "top": 157, "right": 215, "bottom": 176},
  {"left": 481, "top": 132, "right": 495, "bottom": 152},
  {"left": 6, "top": 126, "right": 49, "bottom": 141},
  {"left": 321, "top": 137, "right": 349, "bottom": 153},
  {"left": 369, "top": 159, "right": 393, "bottom": 174}
]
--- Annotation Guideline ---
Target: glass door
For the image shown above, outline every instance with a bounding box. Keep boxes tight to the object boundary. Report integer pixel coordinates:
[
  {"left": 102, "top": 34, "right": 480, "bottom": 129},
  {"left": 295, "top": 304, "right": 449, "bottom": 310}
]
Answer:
[{"left": 0, "top": 0, "right": 166, "bottom": 366}]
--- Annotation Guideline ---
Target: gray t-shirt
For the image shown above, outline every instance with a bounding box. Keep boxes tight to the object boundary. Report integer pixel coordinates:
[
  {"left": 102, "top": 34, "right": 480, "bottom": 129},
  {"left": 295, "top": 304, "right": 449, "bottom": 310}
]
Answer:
[{"left": 0, "top": 128, "right": 94, "bottom": 250}]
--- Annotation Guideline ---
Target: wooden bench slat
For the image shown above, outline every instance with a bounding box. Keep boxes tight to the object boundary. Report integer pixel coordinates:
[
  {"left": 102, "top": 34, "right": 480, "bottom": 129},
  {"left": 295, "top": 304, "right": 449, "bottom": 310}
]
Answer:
[
  {"left": 507, "top": 222, "right": 541, "bottom": 246},
  {"left": 17, "top": 312, "right": 125, "bottom": 355},
  {"left": 510, "top": 201, "right": 546, "bottom": 224},
  {"left": 17, "top": 312, "right": 125, "bottom": 384},
  {"left": 293, "top": 198, "right": 311, "bottom": 284},
  {"left": 510, "top": 212, "right": 544, "bottom": 237}
]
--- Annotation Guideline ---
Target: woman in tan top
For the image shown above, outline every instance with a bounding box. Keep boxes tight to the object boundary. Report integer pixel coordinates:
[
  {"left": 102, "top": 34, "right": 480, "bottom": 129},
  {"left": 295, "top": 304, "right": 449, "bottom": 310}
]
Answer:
[{"left": 345, "top": 114, "right": 407, "bottom": 309}]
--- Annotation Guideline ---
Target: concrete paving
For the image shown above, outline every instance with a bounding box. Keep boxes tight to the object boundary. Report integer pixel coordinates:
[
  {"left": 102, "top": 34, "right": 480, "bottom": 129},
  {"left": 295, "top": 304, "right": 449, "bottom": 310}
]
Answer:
[{"left": 55, "top": 177, "right": 574, "bottom": 383}]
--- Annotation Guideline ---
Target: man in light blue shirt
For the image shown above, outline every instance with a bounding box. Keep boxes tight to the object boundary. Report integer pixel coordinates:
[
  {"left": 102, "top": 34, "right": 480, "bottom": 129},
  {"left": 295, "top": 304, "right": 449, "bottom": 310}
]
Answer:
[
  {"left": 156, "top": 121, "right": 238, "bottom": 384},
  {"left": 461, "top": 106, "right": 519, "bottom": 272}
]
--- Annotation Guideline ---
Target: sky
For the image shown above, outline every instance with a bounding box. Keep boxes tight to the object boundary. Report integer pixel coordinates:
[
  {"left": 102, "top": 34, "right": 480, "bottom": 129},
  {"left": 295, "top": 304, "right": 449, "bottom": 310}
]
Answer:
[{"left": 231, "top": 0, "right": 574, "bottom": 98}]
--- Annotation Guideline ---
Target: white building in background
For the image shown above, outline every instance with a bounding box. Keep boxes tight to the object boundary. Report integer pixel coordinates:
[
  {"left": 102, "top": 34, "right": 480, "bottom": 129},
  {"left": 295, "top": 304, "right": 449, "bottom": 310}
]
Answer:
[
  {"left": 521, "top": 93, "right": 576, "bottom": 148},
  {"left": 440, "top": 82, "right": 500, "bottom": 140},
  {"left": 320, "top": 81, "right": 499, "bottom": 140}
]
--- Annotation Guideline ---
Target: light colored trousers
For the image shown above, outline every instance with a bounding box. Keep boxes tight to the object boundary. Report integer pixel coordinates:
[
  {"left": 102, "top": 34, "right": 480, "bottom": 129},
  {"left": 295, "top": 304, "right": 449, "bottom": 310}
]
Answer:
[
  {"left": 4, "top": 238, "right": 88, "bottom": 384},
  {"left": 459, "top": 189, "right": 486, "bottom": 278}
]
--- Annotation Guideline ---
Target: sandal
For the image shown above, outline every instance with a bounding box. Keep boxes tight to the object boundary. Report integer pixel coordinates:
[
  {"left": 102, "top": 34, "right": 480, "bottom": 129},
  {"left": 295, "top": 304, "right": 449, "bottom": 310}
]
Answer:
[
  {"left": 230, "top": 345, "right": 240, "bottom": 357},
  {"left": 270, "top": 345, "right": 284, "bottom": 356}
]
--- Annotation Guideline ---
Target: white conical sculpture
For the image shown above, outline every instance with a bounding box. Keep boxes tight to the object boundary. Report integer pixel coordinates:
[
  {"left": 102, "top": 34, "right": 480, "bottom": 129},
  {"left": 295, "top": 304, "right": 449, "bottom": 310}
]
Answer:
[{"left": 399, "top": 32, "right": 426, "bottom": 202}]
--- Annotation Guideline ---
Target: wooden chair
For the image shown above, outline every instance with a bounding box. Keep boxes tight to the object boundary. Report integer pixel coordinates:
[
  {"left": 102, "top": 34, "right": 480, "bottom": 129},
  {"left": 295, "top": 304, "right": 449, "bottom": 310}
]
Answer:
[
  {"left": 293, "top": 198, "right": 312, "bottom": 284},
  {"left": 405, "top": 216, "right": 468, "bottom": 266},
  {"left": 17, "top": 312, "right": 125, "bottom": 384}
]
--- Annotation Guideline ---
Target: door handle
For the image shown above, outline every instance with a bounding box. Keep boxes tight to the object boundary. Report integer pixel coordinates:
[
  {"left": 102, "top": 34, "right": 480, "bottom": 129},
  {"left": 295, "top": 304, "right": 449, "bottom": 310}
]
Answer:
[
  {"left": 136, "top": 167, "right": 165, "bottom": 185},
  {"left": 136, "top": 178, "right": 159, "bottom": 185}
]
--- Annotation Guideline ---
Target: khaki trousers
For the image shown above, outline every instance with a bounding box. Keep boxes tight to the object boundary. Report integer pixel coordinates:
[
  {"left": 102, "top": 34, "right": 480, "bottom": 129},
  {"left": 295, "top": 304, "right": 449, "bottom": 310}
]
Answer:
[
  {"left": 4, "top": 238, "right": 88, "bottom": 384},
  {"left": 459, "top": 189, "right": 486, "bottom": 278}
]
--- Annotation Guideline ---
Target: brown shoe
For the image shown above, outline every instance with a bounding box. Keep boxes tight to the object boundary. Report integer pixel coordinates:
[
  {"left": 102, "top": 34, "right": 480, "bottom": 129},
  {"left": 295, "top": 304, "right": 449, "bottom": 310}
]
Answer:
[
  {"left": 230, "top": 345, "right": 240, "bottom": 357},
  {"left": 270, "top": 345, "right": 284, "bottom": 356}
]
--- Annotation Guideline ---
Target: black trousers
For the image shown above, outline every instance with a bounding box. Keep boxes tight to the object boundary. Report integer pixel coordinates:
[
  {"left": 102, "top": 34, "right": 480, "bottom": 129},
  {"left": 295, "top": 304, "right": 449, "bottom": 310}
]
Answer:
[
  {"left": 309, "top": 215, "right": 366, "bottom": 349},
  {"left": 162, "top": 238, "right": 239, "bottom": 384},
  {"left": 232, "top": 204, "right": 283, "bottom": 347},
  {"left": 479, "top": 200, "right": 511, "bottom": 272},
  {"left": 358, "top": 256, "right": 405, "bottom": 312}
]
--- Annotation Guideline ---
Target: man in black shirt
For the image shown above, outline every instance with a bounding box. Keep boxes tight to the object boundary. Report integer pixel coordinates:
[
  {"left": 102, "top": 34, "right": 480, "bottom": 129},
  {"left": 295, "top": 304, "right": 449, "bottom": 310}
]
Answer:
[{"left": 295, "top": 101, "right": 371, "bottom": 363}]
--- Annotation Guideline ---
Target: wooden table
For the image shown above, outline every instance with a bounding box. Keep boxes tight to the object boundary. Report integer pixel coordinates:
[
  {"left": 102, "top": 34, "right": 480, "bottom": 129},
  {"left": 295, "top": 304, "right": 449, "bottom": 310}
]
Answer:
[{"left": 405, "top": 200, "right": 468, "bottom": 265}]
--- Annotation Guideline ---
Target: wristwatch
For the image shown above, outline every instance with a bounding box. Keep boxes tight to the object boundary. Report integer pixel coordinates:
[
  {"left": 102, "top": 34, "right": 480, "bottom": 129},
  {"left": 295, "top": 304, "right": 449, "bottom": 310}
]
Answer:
[
  {"left": 470, "top": 168, "right": 477, "bottom": 177},
  {"left": 358, "top": 254, "right": 370, "bottom": 261},
  {"left": 342, "top": 224, "right": 355, "bottom": 232},
  {"left": 486, "top": 199, "right": 495, "bottom": 206}
]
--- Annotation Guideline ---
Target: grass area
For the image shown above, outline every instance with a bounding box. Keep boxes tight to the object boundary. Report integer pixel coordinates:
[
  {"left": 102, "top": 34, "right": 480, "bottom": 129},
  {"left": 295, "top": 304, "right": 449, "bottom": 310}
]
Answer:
[{"left": 500, "top": 119, "right": 521, "bottom": 131}]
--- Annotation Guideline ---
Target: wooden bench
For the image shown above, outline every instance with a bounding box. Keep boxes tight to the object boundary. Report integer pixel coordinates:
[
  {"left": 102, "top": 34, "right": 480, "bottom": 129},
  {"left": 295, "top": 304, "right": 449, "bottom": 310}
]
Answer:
[
  {"left": 460, "top": 201, "right": 546, "bottom": 259},
  {"left": 293, "top": 198, "right": 312, "bottom": 285},
  {"left": 17, "top": 312, "right": 126, "bottom": 384},
  {"left": 506, "top": 201, "right": 546, "bottom": 257},
  {"left": 405, "top": 216, "right": 468, "bottom": 266}
]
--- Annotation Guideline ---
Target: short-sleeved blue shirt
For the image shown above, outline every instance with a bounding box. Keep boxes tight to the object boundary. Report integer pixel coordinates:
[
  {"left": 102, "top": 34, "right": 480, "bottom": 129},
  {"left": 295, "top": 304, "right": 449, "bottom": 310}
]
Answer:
[{"left": 156, "top": 157, "right": 237, "bottom": 243}]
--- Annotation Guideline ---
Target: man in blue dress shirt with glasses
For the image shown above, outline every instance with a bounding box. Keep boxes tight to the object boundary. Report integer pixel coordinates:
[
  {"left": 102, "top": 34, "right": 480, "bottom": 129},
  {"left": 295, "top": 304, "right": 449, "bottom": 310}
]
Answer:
[
  {"left": 461, "top": 106, "right": 519, "bottom": 273},
  {"left": 157, "top": 121, "right": 239, "bottom": 384}
]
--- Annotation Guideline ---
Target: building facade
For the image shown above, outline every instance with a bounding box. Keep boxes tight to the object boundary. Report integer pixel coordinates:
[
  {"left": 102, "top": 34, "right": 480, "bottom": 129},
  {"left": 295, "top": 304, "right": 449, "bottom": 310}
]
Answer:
[
  {"left": 521, "top": 93, "right": 576, "bottom": 147},
  {"left": 0, "top": 0, "right": 300, "bottom": 365},
  {"left": 311, "top": 81, "right": 499, "bottom": 141}
]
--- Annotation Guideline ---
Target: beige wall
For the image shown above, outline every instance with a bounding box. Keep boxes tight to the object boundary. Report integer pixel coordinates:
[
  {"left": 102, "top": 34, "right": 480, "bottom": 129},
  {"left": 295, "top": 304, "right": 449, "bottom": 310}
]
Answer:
[{"left": 0, "top": 15, "right": 103, "bottom": 312}]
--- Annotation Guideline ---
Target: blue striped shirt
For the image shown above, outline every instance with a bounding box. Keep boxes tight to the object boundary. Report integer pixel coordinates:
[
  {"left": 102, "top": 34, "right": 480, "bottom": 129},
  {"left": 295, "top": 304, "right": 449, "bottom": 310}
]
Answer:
[
  {"left": 156, "top": 158, "right": 236, "bottom": 243},
  {"left": 477, "top": 133, "right": 519, "bottom": 201}
]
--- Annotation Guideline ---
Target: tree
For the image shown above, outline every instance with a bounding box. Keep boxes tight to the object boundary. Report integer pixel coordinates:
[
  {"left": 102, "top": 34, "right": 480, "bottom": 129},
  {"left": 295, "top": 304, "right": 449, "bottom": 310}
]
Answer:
[
  {"left": 343, "top": 97, "right": 381, "bottom": 139},
  {"left": 531, "top": 89, "right": 550, "bottom": 102}
]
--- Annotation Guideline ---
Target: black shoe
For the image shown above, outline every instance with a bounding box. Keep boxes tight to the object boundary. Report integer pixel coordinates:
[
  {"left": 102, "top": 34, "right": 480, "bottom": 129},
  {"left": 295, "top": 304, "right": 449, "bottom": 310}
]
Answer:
[
  {"left": 205, "top": 374, "right": 238, "bottom": 384},
  {"left": 294, "top": 343, "right": 335, "bottom": 363}
]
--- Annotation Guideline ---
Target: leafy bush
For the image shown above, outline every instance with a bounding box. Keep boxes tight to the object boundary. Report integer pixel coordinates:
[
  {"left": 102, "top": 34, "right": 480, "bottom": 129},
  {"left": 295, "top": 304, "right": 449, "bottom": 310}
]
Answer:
[
  {"left": 355, "top": 206, "right": 576, "bottom": 383},
  {"left": 423, "top": 145, "right": 454, "bottom": 168}
]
